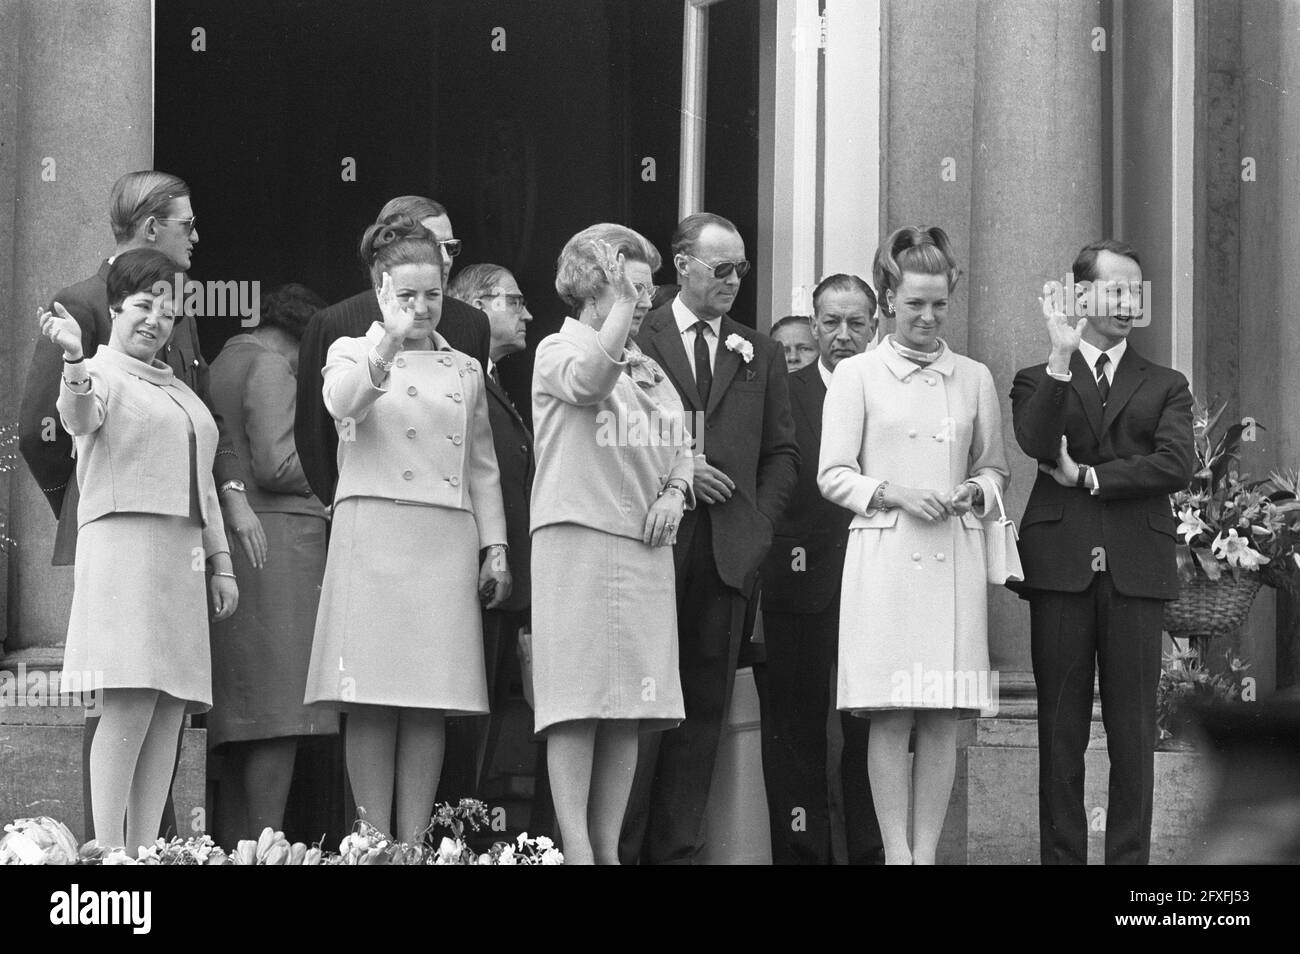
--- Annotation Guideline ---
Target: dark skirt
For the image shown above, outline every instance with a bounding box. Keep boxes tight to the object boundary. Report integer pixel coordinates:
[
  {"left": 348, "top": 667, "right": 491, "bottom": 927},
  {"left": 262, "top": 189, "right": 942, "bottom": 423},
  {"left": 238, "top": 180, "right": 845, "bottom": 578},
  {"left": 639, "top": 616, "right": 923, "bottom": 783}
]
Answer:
[{"left": 208, "top": 513, "right": 339, "bottom": 746}]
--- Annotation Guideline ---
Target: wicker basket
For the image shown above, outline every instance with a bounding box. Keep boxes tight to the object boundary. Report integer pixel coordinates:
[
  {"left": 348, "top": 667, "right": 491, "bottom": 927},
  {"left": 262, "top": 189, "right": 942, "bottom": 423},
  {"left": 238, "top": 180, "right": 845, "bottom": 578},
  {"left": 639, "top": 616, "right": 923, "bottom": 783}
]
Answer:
[{"left": 1163, "top": 573, "right": 1264, "bottom": 640}]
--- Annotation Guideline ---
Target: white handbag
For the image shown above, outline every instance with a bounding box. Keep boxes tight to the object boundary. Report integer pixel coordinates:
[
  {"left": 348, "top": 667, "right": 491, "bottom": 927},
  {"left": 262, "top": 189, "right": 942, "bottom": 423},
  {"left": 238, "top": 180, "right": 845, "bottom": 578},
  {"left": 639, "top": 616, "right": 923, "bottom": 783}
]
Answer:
[{"left": 983, "top": 481, "right": 1024, "bottom": 585}]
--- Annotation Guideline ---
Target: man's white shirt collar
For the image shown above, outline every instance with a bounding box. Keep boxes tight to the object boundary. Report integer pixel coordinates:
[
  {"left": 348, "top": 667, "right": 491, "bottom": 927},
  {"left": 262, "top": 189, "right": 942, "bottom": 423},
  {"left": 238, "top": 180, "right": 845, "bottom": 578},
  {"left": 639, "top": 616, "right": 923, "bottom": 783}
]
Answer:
[
  {"left": 1078, "top": 337, "right": 1127, "bottom": 382},
  {"left": 673, "top": 296, "right": 721, "bottom": 337}
]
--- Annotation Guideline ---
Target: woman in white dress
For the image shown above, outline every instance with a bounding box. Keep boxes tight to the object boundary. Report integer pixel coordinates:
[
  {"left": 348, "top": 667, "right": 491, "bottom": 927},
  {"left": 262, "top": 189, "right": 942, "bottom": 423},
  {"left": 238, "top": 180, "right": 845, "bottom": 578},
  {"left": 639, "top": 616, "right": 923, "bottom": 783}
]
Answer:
[{"left": 818, "top": 226, "right": 1009, "bottom": 864}]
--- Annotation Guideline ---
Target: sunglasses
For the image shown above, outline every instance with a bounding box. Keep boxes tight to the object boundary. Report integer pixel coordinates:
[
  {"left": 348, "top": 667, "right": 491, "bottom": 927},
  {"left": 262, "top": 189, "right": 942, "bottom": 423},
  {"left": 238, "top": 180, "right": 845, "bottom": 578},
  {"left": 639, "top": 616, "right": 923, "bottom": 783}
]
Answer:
[
  {"left": 685, "top": 253, "right": 750, "bottom": 280},
  {"left": 439, "top": 239, "right": 463, "bottom": 258}
]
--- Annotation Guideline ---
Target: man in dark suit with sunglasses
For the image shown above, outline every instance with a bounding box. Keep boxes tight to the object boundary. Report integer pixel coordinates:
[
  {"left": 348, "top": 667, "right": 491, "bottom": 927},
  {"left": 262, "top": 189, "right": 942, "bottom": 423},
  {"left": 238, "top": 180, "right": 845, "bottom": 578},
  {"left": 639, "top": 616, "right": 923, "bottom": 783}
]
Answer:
[
  {"left": 620, "top": 212, "right": 799, "bottom": 864},
  {"left": 1011, "top": 239, "right": 1194, "bottom": 864},
  {"left": 295, "top": 196, "right": 491, "bottom": 504}
]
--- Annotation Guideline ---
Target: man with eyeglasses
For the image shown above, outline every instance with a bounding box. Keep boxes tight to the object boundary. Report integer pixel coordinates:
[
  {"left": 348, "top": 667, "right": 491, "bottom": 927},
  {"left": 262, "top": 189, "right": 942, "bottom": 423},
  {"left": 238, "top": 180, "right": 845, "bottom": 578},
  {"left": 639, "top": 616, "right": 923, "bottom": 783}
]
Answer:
[
  {"left": 440, "top": 263, "right": 537, "bottom": 809},
  {"left": 622, "top": 212, "right": 799, "bottom": 864},
  {"left": 294, "top": 196, "right": 491, "bottom": 505},
  {"left": 756, "top": 274, "right": 884, "bottom": 865}
]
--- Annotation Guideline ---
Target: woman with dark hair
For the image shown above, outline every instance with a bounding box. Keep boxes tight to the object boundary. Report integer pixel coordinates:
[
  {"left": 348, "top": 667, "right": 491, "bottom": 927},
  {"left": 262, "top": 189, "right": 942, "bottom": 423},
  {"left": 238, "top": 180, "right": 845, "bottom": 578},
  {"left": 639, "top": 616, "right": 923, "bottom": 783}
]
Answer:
[
  {"left": 40, "top": 248, "right": 238, "bottom": 854},
  {"left": 207, "top": 283, "right": 339, "bottom": 841},
  {"left": 531, "top": 223, "right": 690, "bottom": 864},
  {"left": 303, "top": 216, "right": 510, "bottom": 843},
  {"left": 819, "top": 225, "right": 1009, "bottom": 864}
]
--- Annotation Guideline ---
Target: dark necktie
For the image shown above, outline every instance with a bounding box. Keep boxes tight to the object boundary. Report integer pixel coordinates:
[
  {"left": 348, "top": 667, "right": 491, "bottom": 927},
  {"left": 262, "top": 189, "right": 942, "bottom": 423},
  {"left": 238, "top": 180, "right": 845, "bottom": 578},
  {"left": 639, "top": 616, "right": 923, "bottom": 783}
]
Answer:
[
  {"left": 488, "top": 363, "right": 502, "bottom": 388},
  {"left": 693, "top": 320, "right": 713, "bottom": 407},
  {"left": 1094, "top": 352, "right": 1111, "bottom": 405}
]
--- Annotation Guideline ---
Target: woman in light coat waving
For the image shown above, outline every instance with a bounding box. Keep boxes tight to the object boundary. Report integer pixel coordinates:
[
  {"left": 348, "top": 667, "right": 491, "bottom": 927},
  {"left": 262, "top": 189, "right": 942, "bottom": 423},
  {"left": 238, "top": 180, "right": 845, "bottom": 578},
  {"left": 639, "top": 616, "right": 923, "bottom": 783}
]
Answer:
[
  {"left": 304, "top": 215, "right": 509, "bottom": 843},
  {"left": 530, "top": 225, "right": 691, "bottom": 864}
]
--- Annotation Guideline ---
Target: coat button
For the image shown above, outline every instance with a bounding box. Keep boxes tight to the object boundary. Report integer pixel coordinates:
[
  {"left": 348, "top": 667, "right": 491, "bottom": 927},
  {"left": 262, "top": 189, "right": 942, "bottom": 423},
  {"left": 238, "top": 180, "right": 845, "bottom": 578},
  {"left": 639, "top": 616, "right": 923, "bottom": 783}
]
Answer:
[
  {"left": 451, "top": 434, "right": 463, "bottom": 446},
  {"left": 519, "top": 443, "right": 528, "bottom": 454},
  {"left": 911, "top": 552, "right": 922, "bottom": 562},
  {"left": 933, "top": 433, "right": 944, "bottom": 441},
  {"left": 908, "top": 429, "right": 917, "bottom": 438},
  {"left": 935, "top": 552, "right": 946, "bottom": 562},
  {"left": 402, "top": 469, "right": 414, "bottom": 480},
  {"left": 448, "top": 475, "right": 461, "bottom": 487},
  {"left": 407, "top": 385, "right": 418, "bottom": 396},
  {"left": 450, "top": 393, "right": 462, "bottom": 403},
  {"left": 925, "top": 377, "right": 936, "bottom": 386},
  {"left": 440, "top": 356, "right": 452, "bottom": 366},
  {"left": 395, "top": 357, "right": 406, "bottom": 368},
  {"left": 406, "top": 428, "right": 417, "bottom": 439}
]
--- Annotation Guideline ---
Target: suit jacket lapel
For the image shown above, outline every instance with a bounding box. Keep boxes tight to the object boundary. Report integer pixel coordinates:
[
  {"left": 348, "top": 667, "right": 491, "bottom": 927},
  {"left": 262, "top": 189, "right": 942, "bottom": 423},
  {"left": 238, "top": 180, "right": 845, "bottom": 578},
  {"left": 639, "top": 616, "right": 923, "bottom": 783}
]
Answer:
[
  {"left": 793, "top": 365, "right": 825, "bottom": 462},
  {"left": 1069, "top": 350, "right": 1104, "bottom": 439},
  {"left": 486, "top": 374, "right": 529, "bottom": 433},
  {"left": 705, "top": 316, "right": 743, "bottom": 417},
  {"left": 645, "top": 311, "right": 702, "bottom": 413},
  {"left": 1100, "top": 348, "right": 1148, "bottom": 433},
  {"left": 806, "top": 366, "right": 827, "bottom": 437}
]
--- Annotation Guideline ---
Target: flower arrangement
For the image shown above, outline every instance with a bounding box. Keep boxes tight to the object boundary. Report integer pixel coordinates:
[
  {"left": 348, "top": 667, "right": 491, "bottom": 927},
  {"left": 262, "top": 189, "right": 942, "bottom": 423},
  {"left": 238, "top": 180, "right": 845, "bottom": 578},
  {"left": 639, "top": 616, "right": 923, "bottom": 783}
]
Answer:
[
  {"left": 0, "top": 800, "right": 563, "bottom": 866},
  {"left": 1157, "top": 645, "right": 1253, "bottom": 743},
  {"left": 1170, "top": 402, "right": 1300, "bottom": 591}
]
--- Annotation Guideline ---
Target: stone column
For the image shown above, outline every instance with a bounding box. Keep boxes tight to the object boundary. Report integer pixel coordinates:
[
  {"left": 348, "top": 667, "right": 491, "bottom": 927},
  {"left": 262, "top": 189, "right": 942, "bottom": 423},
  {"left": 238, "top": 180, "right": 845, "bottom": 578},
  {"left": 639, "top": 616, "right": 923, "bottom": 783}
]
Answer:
[
  {"left": 3, "top": 0, "right": 153, "bottom": 670},
  {"left": 1, "top": 0, "right": 20, "bottom": 662},
  {"left": 966, "top": 0, "right": 1105, "bottom": 684}
]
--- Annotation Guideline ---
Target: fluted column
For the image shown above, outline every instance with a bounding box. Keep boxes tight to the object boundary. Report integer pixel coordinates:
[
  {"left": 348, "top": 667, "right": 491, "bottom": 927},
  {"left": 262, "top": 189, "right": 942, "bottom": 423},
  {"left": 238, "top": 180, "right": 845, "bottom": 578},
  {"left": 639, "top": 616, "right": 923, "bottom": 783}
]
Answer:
[
  {"left": 966, "top": 0, "right": 1105, "bottom": 678},
  {"left": 3, "top": 0, "right": 153, "bottom": 669}
]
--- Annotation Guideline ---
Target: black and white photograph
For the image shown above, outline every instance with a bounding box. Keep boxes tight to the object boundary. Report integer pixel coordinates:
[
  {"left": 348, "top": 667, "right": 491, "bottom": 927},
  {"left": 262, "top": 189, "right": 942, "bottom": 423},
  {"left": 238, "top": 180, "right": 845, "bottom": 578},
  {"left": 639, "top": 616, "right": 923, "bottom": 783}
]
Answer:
[{"left": 0, "top": 0, "right": 1294, "bottom": 930}]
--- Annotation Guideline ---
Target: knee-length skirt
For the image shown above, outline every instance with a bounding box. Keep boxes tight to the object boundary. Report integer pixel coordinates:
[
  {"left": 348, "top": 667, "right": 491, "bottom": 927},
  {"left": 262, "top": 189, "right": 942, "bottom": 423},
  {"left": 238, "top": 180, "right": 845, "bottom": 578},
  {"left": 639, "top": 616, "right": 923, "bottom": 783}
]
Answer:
[
  {"left": 61, "top": 512, "right": 212, "bottom": 712},
  {"left": 304, "top": 497, "right": 489, "bottom": 714},
  {"left": 208, "top": 512, "right": 340, "bottom": 747},
  {"left": 531, "top": 523, "right": 684, "bottom": 734}
]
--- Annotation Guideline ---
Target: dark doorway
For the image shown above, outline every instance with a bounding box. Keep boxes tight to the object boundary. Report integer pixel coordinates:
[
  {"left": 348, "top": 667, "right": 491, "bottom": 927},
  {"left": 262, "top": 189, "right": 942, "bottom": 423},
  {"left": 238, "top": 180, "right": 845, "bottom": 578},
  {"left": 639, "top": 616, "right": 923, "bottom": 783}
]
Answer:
[{"left": 154, "top": 0, "right": 759, "bottom": 847}]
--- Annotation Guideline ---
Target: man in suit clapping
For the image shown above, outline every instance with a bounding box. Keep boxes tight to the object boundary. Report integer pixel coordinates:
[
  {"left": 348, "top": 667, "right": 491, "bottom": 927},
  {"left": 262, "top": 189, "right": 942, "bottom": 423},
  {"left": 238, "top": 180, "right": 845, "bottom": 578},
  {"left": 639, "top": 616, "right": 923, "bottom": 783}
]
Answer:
[{"left": 621, "top": 213, "right": 799, "bottom": 864}]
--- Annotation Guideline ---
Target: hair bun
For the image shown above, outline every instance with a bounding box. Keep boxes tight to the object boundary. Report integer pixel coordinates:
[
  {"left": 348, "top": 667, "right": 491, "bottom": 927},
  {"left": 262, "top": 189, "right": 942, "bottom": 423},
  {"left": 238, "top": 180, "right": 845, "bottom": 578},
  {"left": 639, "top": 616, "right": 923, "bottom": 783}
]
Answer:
[{"left": 361, "top": 214, "right": 430, "bottom": 265}]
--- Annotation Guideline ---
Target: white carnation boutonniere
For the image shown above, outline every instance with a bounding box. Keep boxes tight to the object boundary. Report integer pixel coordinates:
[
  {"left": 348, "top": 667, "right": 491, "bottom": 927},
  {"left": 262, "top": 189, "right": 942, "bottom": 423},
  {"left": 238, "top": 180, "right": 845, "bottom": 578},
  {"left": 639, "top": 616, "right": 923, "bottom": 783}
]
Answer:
[{"left": 725, "top": 333, "right": 754, "bottom": 364}]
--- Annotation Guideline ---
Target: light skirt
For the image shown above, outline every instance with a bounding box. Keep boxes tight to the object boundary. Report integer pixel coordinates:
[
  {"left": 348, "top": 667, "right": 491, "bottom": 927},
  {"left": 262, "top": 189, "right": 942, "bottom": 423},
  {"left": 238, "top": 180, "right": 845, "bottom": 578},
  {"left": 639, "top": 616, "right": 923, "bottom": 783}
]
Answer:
[
  {"left": 304, "top": 498, "right": 489, "bottom": 714},
  {"left": 62, "top": 512, "right": 212, "bottom": 712},
  {"left": 531, "top": 523, "right": 684, "bottom": 734}
]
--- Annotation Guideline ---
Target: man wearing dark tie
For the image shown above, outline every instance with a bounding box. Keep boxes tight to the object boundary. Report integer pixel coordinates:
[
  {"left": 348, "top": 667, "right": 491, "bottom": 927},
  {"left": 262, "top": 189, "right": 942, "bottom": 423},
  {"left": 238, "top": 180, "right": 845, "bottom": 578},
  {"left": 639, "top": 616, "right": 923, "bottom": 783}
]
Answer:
[
  {"left": 295, "top": 196, "right": 491, "bottom": 505},
  {"left": 621, "top": 212, "right": 799, "bottom": 864},
  {"left": 1010, "top": 239, "right": 1194, "bottom": 864},
  {"left": 756, "top": 275, "right": 883, "bottom": 864}
]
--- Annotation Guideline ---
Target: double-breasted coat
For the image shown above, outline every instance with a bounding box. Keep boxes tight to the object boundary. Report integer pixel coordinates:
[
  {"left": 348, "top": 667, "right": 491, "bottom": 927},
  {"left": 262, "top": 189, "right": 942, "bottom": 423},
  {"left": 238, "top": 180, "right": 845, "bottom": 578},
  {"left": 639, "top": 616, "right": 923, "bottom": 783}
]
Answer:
[
  {"left": 818, "top": 340, "right": 1010, "bottom": 713},
  {"left": 303, "top": 323, "right": 507, "bottom": 712}
]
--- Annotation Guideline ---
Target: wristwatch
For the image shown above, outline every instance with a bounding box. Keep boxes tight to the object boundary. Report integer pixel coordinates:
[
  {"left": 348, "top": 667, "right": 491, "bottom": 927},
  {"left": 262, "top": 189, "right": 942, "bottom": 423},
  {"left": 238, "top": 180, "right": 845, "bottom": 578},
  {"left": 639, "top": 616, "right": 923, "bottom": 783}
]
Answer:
[{"left": 219, "top": 480, "right": 247, "bottom": 495}]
